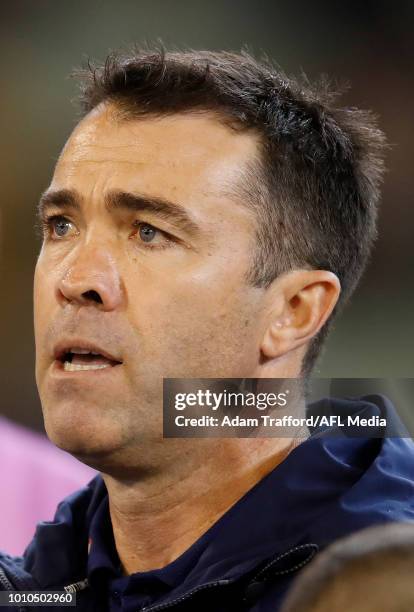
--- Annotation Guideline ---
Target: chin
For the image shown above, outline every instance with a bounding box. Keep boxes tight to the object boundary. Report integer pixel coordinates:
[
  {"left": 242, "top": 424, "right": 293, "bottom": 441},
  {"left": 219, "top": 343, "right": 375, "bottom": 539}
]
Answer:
[{"left": 42, "top": 400, "right": 125, "bottom": 457}]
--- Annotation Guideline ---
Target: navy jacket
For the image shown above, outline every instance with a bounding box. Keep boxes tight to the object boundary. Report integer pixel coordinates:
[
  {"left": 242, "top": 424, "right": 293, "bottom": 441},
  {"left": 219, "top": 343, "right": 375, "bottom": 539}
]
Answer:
[{"left": 1, "top": 395, "right": 414, "bottom": 611}]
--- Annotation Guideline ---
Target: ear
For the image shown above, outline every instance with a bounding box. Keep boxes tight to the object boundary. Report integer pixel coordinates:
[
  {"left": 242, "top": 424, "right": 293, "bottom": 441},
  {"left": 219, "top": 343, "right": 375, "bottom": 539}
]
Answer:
[{"left": 261, "top": 270, "right": 341, "bottom": 359}]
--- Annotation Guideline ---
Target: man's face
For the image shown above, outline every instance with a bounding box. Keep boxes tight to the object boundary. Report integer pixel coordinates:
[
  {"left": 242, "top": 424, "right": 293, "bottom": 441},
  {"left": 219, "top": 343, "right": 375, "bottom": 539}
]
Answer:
[{"left": 34, "top": 105, "right": 268, "bottom": 464}]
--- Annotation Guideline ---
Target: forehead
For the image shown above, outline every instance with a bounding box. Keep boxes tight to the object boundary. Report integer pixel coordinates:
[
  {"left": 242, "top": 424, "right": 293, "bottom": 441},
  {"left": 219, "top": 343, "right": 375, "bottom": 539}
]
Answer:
[{"left": 53, "top": 104, "right": 261, "bottom": 201}]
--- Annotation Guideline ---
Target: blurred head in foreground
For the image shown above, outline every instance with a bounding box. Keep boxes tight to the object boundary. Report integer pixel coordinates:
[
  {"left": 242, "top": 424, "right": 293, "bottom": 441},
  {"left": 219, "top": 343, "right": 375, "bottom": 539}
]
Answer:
[
  {"left": 281, "top": 523, "right": 414, "bottom": 612},
  {"left": 33, "top": 48, "right": 386, "bottom": 471}
]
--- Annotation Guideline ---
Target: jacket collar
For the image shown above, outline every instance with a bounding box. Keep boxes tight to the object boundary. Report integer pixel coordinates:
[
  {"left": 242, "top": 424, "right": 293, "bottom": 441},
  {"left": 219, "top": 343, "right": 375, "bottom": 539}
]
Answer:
[{"left": 22, "top": 395, "right": 414, "bottom": 600}]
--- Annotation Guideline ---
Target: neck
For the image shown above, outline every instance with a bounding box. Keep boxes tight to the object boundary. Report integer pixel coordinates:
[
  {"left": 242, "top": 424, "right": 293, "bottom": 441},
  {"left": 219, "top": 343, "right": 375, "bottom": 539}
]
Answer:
[{"left": 103, "top": 436, "right": 302, "bottom": 574}]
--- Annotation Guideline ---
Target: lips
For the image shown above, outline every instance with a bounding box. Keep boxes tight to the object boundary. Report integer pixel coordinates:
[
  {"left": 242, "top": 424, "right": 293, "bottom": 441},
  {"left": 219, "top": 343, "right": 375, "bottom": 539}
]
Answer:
[{"left": 53, "top": 341, "right": 123, "bottom": 372}]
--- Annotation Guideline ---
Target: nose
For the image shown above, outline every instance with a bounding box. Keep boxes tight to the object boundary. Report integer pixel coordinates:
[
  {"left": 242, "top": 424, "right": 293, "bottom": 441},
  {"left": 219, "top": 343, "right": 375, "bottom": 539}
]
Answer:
[{"left": 57, "top": 243, "right": 124, "bottom": 311}]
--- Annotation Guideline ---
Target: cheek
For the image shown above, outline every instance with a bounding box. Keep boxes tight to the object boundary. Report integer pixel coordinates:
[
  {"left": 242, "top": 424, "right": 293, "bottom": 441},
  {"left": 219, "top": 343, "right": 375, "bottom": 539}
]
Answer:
[
  {"left": 33, "top": 260, "right": 54, "bottom": 340},
  {"left": 163, "top": 299, "right": 259, "bottom": 377},
  {"left": 126, "top": 262, "right": 236, "bottom": 334},
  {"left": 125, "top": 263, "right": 262, "bottom": 377},
  {"left": 128, "top": 246, "right": 250, "bottom": 311}
]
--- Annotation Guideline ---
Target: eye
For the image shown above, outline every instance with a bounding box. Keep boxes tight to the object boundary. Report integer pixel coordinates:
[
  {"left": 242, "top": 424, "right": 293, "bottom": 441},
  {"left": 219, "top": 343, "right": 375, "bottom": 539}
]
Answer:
[
  {"left": 131, "top": 221, "right": 173, "bottom": 250},
  {"left": 53, "top": 217, "right": 72, "bottom": 237},
  {"left": 139, "top": 223, "right": 157, "bottom": 243},
  {"left": 42, "top": 215, "right": 77, "bottom": 240}
]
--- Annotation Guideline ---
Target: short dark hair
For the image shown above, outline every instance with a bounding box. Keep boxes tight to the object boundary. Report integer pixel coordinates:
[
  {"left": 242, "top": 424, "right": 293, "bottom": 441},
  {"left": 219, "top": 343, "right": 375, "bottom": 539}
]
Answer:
[{"left": 74, "top": 47, "right": 387, "bottom": 375}]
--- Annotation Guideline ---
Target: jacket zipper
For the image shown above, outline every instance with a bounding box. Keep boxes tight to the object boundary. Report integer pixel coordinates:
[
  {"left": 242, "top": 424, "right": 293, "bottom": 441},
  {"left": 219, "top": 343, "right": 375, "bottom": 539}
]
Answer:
[
  {"left": 0, "top": 543, "right": 318, "bottom": 612},
  {"left": 0, "top": 567, "right": 14, "bottom": 591},
  {"left": 0, "top": 566, "right": 27, "bottom": 612},
  {"left": 64, "top": 578, "right": 89, "bottom": 593},
  {"left": 140, "top": 543, "right": 318, "bottom": 611},
  {"left": 249, "top": 543, "right": 319, "bottom": 582},
  {"left": 140, "top": 578, "right": 232, "bottom": 612}
]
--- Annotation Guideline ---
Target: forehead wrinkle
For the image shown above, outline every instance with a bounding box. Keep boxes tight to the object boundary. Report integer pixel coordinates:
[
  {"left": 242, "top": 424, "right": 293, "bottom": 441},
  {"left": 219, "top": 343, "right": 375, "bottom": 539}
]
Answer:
[
  {"left": 58, "top": 158, "right": 149, "bottom": 166},
  {"left": 59, "top": 135, "right": 151, "bottom": 167},
  {"left": 68, "top": 143, "right": 148, "bottom": 155}
]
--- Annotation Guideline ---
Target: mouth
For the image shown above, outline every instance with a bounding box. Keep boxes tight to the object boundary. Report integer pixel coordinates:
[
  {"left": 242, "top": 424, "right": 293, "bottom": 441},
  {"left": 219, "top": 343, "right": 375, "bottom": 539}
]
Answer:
[{"left": 54, "top": 345, "right": 123, "bottom": 373}]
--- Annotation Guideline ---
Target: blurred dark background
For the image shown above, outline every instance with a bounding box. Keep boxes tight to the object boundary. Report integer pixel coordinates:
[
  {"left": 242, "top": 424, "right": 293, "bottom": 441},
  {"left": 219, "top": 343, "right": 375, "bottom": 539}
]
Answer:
[{"left": 0, "top": 0, "right": 413, "bottom": 432}]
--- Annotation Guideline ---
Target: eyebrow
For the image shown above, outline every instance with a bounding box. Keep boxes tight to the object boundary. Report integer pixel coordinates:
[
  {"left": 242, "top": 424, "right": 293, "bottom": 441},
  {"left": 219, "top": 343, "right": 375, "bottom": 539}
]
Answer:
[
  {"left": 105, "top": 190, "right": 200, "bottom": 235},
  {"left": 38, "top": 188, "right": 81, "bottom": 218},
  {"left": 38, "top": 188, "right": 200, "bottom": 236}
]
